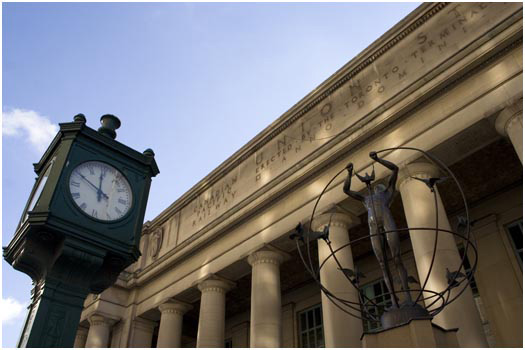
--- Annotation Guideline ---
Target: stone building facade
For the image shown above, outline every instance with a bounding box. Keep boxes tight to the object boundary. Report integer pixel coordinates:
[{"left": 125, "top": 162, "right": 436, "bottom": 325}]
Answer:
[{"left": 74, "top": 3, "right": 523, "bottom": 348}]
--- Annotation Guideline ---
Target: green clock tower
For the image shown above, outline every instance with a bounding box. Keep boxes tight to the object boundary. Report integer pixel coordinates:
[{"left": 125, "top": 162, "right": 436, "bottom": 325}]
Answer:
[{"left": 3, "top": 114, "right": 159, "bottom": 347}]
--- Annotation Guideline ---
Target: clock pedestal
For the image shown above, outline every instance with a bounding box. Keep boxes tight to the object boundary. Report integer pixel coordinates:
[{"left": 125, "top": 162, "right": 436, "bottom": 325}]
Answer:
[
  {"left": 4, "top": 114, "right": 159, "bottom": 347},
  {"left": 18, "top": 242, "right": 106, "bottom": 347}
]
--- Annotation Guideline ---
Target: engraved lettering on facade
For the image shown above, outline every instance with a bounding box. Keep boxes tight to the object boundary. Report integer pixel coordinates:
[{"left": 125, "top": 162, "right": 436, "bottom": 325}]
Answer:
[
  {"left": 191, "top": 175, "right": 238, "bottom": 226},
  {"left": 347, "top": 2, "right": 488, "bottom": 110}
]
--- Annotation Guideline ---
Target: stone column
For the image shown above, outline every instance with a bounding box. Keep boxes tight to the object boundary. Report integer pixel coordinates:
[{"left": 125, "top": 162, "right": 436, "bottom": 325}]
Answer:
[
  {"left": 230, "top": 322, "right": 250, "bottom": 348},
  {"left": 314, "top": 212, "right": 362, "bottom": 348},
  {"left": 129, "top": 317, "right": 156, "bottom": 348},
  {"left": 157, "top": 300, "right": 192, "bottom": 348},
  {"left": 74, "top": 326, "right": 88, "bottom": 348},
  {"left": 196, "top": 277, "right": 234, "bottom": 347},
  {"left": 247, "top": 249, "right": 287, "bottom": 347},
  {"left": 85, "top": 314, "right": 117, "bottom": 348},
  {"left": 495, "top": 102, "right": 523, "bottom": 163},
  {"left": 398, "top": 162, "right": 487, "bottom": 347},
  {"left": 281, "top": 303, "right": 296, "bottom": 347}
]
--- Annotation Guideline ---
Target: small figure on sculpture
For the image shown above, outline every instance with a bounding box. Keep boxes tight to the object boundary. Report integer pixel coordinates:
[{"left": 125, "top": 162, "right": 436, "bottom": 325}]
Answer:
[
  {"left": 343, "top": 151, "right": 414, "bottom": 306},
  {"left": 290, "top": 222, "right": 330, "bottom": 244},
  {"left": 410, "top": 175, "right": 448, "bottom": 193}
]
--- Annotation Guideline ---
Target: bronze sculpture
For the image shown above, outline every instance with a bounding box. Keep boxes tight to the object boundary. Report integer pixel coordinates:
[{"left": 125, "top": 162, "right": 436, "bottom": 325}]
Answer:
[
  {"left": 343, "top": 151, "right": 413, "bottom": 306},
  {"left": 290, "top": 146, "right": 478, "bottom": 331}
]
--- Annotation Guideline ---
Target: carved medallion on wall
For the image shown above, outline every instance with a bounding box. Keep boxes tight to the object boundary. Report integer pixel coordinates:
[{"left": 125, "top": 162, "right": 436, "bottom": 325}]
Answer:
[{"left": 149, "top": 227, "right": 163, "bottom": 259}]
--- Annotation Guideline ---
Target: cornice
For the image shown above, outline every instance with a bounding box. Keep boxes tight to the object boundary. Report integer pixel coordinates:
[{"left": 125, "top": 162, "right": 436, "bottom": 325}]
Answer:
[{"left": 148, "top": 3, "right": 449, "bottom": 228}]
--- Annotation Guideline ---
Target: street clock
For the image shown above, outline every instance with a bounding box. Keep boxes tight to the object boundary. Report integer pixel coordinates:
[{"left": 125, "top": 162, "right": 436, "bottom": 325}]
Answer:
[{"left": 3, "top": 114, "right": 159, "bottom": 347}]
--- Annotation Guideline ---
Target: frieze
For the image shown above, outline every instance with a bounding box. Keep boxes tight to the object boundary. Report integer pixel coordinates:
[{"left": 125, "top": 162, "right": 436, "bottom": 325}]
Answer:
[{"left": 154, "top": 3, "right": 522, "bottom": 248}]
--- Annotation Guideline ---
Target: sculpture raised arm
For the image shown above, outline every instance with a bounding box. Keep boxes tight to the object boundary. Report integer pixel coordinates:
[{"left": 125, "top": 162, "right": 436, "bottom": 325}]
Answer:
[
  {"left": 370, "top": 151, "right": 398, "bottom": 193},
  {"left": 343, "top": 163, "right": 365, "bottom": 202}
]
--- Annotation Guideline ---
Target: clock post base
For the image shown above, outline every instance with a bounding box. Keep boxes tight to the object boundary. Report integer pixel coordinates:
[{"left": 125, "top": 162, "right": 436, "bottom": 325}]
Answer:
[{"left": 11, "top": 240, "right": 107, "bottom": 348}]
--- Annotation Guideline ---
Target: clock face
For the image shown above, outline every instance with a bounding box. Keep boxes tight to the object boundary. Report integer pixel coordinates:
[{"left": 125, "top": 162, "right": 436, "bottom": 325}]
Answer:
[{"left": 68, "top": 161, "right": 133, "bottom": 221}]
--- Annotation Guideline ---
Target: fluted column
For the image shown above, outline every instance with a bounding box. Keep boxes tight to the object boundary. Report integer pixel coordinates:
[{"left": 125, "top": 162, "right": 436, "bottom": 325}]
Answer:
[
  {"left": 196, "top": 277, "right": 234, "bottom": 347},
  {"left": 247, "top": 249, "right": 287, "bottom": 347},
  {"left": 495, "top": 102, "right": 523, "bottom": 163},
  {"left": 74, "top": 326, "right": 88, "bottom": 348},
  {"left": 157, "top": 300, "right": 192, "bottom": 348},
  {"left": 85, "top": 314, "right": 117, "bottom": 348},
  {"left": 398, "top": 162, "right": 487, "bottom": 347},
  {"left": 314, "top": 212, "right": 362, "bottom": 348}
]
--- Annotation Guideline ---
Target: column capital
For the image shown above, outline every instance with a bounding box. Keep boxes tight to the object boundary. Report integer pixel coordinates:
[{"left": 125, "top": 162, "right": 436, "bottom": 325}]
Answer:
[
  {"left": 247, "top": 249, "right": 288, "bottom": 267},
  {"left": 197, "top": 277, "right": 235, "bottom": 293},
  {"left": 495, "top": 102, "right": 522, "bottom": 136},
  {"left": 313, "top": 211, "right": 360, "bottom": 231},
  {"left": 397, "top": 162, "right": 440, "bottom": 190},
  {"left": 87, "top": 313, "right": 118, "bottom": 327},
  {"left": 158, "top": 299, "right": 193, "bottom": 315}
]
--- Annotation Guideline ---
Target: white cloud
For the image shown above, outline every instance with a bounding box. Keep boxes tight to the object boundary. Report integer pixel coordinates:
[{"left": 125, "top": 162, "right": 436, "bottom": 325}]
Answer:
[
  {"left": 1, "top": 297, "right": 28, "bottom": 325},
  {"left": 2, "top": 108, "right": 59, "bottom": 153}
]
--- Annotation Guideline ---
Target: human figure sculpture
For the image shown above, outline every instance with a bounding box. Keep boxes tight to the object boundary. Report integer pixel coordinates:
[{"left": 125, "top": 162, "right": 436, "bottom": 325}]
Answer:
[{"left": 344, "top": 151, "right": 412, "bottom": 306}]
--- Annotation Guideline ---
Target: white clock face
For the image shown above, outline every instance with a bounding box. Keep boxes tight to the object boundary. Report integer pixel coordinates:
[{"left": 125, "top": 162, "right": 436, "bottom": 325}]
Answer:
[{"left": 68, "top": 161, "right": 133, "bottom": 221}]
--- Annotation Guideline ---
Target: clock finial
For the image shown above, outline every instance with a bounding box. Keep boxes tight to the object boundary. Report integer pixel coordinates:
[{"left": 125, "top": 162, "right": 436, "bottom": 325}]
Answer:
[
  {"left": 73, "top": 113, "right": 86, "bottom": 123},
  {"left": 98, "top": 114, "right": 121, "bottom": 139}
]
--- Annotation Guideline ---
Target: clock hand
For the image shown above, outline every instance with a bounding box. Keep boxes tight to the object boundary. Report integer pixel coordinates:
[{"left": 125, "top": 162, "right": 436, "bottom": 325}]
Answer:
[
  {"left": 98, "top": 187, "right": 109, "bottom": 201},
  {"left": 77, "top": 172, "right": 109, "bottom": 200},
  {"left": 97, "top": 171, "right": 104, "bottom": 202}
]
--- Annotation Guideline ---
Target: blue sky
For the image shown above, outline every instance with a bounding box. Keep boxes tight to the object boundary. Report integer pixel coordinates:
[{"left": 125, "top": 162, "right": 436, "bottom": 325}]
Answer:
[{"left": 2, "top": 2, "right": 420, "bottom": 346}]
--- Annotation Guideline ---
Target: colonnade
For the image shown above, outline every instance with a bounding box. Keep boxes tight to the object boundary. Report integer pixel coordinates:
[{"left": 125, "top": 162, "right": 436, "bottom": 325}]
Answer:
[{"left": 75, "top": 159, "right": 497, "bottom": 348}]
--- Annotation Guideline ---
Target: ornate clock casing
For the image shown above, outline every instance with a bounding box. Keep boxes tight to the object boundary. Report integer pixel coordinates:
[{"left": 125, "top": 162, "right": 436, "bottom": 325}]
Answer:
[{"left": 3, "top": 114, "right": 159, "bottom": 347}]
